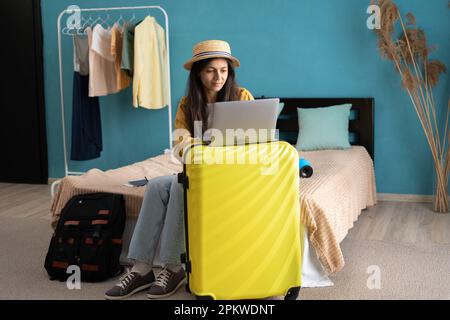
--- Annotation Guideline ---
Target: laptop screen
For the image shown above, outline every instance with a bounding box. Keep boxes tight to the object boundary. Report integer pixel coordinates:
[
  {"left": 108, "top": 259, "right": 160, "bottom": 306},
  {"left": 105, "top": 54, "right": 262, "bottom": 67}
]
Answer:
[{"left": 204, "top": 98, "right": 280, "bottom": 146}]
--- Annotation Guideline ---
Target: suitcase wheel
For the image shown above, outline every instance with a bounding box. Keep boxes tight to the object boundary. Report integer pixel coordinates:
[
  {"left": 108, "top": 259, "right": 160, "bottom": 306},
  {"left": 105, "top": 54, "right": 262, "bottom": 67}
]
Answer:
[{"left": 284, "top": 286, "right": 301, "bottom": 300}]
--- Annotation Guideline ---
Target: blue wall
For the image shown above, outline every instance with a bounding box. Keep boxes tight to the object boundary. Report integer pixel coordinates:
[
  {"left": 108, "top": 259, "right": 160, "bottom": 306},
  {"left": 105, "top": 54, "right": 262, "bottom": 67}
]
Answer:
[{"left": 41, "top": 0, "right": 449, "bottom": 195}]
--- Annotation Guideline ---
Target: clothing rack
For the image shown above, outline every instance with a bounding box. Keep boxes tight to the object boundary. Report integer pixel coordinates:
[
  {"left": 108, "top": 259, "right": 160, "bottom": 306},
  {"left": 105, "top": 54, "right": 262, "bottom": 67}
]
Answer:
[{"left": 52, "top": 5, "right": 173, "bottom": 196}]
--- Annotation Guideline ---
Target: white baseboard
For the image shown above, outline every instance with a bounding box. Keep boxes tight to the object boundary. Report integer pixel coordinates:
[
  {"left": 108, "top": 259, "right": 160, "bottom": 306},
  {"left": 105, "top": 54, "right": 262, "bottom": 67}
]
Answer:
[{"left": 377, "top": 193, "right": 433, "bottom": 203}]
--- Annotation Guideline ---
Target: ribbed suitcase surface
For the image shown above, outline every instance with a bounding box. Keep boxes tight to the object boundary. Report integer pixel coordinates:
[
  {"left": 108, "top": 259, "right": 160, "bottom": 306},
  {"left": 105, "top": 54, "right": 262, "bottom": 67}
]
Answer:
[{"left": 182, "top": 141, "right": 302, "bottom": 300}]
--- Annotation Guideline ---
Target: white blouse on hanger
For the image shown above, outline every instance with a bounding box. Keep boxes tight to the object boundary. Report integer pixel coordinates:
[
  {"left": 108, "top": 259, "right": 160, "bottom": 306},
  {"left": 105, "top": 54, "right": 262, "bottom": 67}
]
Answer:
[{"left": 87, "top": 25, "right": 118, "bottom": 97}]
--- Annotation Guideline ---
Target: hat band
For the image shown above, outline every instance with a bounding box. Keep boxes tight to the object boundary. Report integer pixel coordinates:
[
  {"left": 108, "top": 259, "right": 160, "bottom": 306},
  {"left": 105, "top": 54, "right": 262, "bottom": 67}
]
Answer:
[{"left": 193, "top": 51, "right": 232, "bottom": 58}]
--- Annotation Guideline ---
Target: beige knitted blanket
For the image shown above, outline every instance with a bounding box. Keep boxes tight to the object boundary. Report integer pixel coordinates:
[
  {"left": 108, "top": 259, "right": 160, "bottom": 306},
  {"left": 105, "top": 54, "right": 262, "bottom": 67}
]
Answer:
[
  {"left": 50, "top": 146, "right": 376, "bottom": 275},
  {"left": 50, "top": 153, "right": 181, "bottom": 228},
  {"left": 299, "top": 146, "right": 377, "bottom": 274}
]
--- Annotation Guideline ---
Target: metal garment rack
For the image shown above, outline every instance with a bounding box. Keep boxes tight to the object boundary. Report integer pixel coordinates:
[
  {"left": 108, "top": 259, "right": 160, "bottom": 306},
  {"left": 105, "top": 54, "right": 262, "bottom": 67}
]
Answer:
[{"left": 52, "top": 5, "right": 173, "bottom": 196}]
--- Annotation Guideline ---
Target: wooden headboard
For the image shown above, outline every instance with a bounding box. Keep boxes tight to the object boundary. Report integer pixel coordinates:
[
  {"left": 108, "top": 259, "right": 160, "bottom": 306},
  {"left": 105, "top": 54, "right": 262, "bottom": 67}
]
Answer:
[{"left": 259, "top": 97, "right": 375, "bottom": 159}]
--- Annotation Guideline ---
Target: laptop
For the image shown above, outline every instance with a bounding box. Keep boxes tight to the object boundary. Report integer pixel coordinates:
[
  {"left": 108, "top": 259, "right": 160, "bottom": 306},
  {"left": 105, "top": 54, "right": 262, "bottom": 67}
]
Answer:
[{"left": 204, "top": 98, "right": 280, "bottom": 146}]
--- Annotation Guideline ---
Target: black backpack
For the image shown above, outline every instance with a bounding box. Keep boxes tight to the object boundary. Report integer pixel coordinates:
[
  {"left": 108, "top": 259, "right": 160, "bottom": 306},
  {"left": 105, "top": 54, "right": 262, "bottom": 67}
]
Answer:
[{"left": 45, "top": 192, "right": 126, "bottom": 282}]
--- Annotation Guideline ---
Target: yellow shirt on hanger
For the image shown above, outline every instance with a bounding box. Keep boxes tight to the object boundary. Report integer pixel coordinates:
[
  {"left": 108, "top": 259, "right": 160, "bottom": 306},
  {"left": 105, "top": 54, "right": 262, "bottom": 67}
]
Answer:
[{"left": 133, "top": 16, "right": 169, "bottom": 109}]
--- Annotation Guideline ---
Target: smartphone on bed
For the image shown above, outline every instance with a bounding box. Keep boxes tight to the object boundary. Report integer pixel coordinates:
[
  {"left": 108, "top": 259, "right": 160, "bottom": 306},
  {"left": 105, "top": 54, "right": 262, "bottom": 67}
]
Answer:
[{"left": 126, "top": 177, "right": 149, "bottom": 187}]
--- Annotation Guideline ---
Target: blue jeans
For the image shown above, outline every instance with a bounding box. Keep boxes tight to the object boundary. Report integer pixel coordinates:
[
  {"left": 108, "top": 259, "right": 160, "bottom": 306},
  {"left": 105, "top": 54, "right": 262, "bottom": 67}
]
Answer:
[{"left": 128, "top": 174, "right": 185, "bottom": 265}]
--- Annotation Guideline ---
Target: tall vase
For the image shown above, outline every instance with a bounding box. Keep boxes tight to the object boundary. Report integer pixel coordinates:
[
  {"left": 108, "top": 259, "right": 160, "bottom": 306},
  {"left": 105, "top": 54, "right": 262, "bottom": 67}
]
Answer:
[{"left": 432, "top": 162, "right": 449, "bottom": 213}]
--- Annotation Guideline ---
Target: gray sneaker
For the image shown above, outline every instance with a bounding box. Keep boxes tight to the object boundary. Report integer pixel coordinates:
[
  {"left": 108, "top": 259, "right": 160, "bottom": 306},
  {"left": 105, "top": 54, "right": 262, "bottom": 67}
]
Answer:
[
  {"left": 147, "top": 267, "right": 185, "bottom": 299},
  {"left": 105, "top": 270, "right": 155, "bottom": 300}
]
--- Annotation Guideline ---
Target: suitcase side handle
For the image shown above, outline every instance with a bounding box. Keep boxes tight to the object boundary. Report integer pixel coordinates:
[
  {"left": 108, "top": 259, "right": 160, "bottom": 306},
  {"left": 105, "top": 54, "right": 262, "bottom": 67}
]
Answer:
[{"left": 177, "top": 172, "right": 189, "bottom": 189}]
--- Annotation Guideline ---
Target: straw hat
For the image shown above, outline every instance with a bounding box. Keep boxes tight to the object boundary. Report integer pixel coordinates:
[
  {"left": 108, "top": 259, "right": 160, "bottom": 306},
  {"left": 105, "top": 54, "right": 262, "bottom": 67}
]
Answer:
[{"left": 183, "top": 40, "right": 241, "bottom": 70}]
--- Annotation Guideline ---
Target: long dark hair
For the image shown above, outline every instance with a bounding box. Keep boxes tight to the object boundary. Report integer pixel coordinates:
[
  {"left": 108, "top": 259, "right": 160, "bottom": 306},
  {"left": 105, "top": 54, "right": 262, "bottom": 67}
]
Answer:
[{"left": 184, "top": 58, "right": 240, "bottom": 135}]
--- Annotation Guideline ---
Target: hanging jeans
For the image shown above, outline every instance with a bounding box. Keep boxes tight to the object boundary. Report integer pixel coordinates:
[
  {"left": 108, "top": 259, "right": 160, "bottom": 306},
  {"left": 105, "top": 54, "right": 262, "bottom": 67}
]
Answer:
[
  {"left": 70, "top": 72, "right": 102, "bottom": 161},
  {"left": 128, "top": 174, "right": 185, "bottom": 265}
]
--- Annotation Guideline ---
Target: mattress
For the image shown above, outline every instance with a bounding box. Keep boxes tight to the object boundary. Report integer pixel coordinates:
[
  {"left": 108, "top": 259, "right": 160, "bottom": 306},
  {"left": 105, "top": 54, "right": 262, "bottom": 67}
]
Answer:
[{"left": 50, "top": 145, "right": 376, "bottom": 275}]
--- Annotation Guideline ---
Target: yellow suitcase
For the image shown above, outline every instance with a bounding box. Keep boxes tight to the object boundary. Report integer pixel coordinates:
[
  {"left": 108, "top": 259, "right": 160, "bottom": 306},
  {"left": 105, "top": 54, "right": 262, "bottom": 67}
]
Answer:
[{"left": 179, "top": 141, "right": 302, "bottom": 300}]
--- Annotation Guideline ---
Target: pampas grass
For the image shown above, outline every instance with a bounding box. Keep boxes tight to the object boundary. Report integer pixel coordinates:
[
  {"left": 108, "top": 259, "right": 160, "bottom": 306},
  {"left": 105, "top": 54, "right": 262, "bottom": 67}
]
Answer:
[{"left": 372, "top": 0, "right": 449, "bottom": 213}]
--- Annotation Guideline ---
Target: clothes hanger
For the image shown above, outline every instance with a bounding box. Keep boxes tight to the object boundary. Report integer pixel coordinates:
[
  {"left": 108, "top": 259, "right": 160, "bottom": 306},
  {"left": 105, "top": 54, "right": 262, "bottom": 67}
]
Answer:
[
  {"left": 116, "top": 14, "right": 125, "bottom": 28},
  {"left": 63, "top": 25, "right": 81, "bottom": 36},
  {"left": 61, "top": 24, "right": 69, "bottom": 35},
  {"left": 93, "top": 14, "right": 107, "bottom": 29},
  {"left": 62, "top": 20, "right": 77, "bottom": 35},
  {"left": 79, "top": 14, "right": 93, "bottom": 34},
  {"left": 128, "top": 11, "right": 136, "bottom": 24},
  {"left": 89, "top": 15, "right": 102, "bottom": 29},
  {"left": 102, "top": 13, "right": 112, "bottom": 29},
  {"left": 75, "top": 16, "right": 87, "bottom": 35}
]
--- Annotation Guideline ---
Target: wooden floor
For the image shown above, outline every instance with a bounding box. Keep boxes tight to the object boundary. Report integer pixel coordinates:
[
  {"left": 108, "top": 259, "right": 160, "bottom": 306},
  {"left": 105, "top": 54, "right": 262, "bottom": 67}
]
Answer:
[
  {"left": 0, "top": 182, "right": 449, "bottom": 246},
  {"left": 0, "top": 182, "right": 53, "bottom": 220},
  {"left": 347, "top": 201, "right": 450, "bottom": 245}
]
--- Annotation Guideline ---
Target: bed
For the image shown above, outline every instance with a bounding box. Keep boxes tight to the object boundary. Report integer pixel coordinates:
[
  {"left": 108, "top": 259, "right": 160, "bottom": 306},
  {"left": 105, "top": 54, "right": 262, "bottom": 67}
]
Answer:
[
  {"left": 50, "top": 97, "right": 377, "bottom": 279},
  {"left": 273, "top": 97, "right": 376, "bottom": 276}
]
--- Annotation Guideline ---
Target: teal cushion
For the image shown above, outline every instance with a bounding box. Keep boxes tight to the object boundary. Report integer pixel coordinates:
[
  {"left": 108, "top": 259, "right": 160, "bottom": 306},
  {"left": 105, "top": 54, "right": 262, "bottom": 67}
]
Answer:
[{"left": 296, "top": 104, "right": 352, "bottom": 151}]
